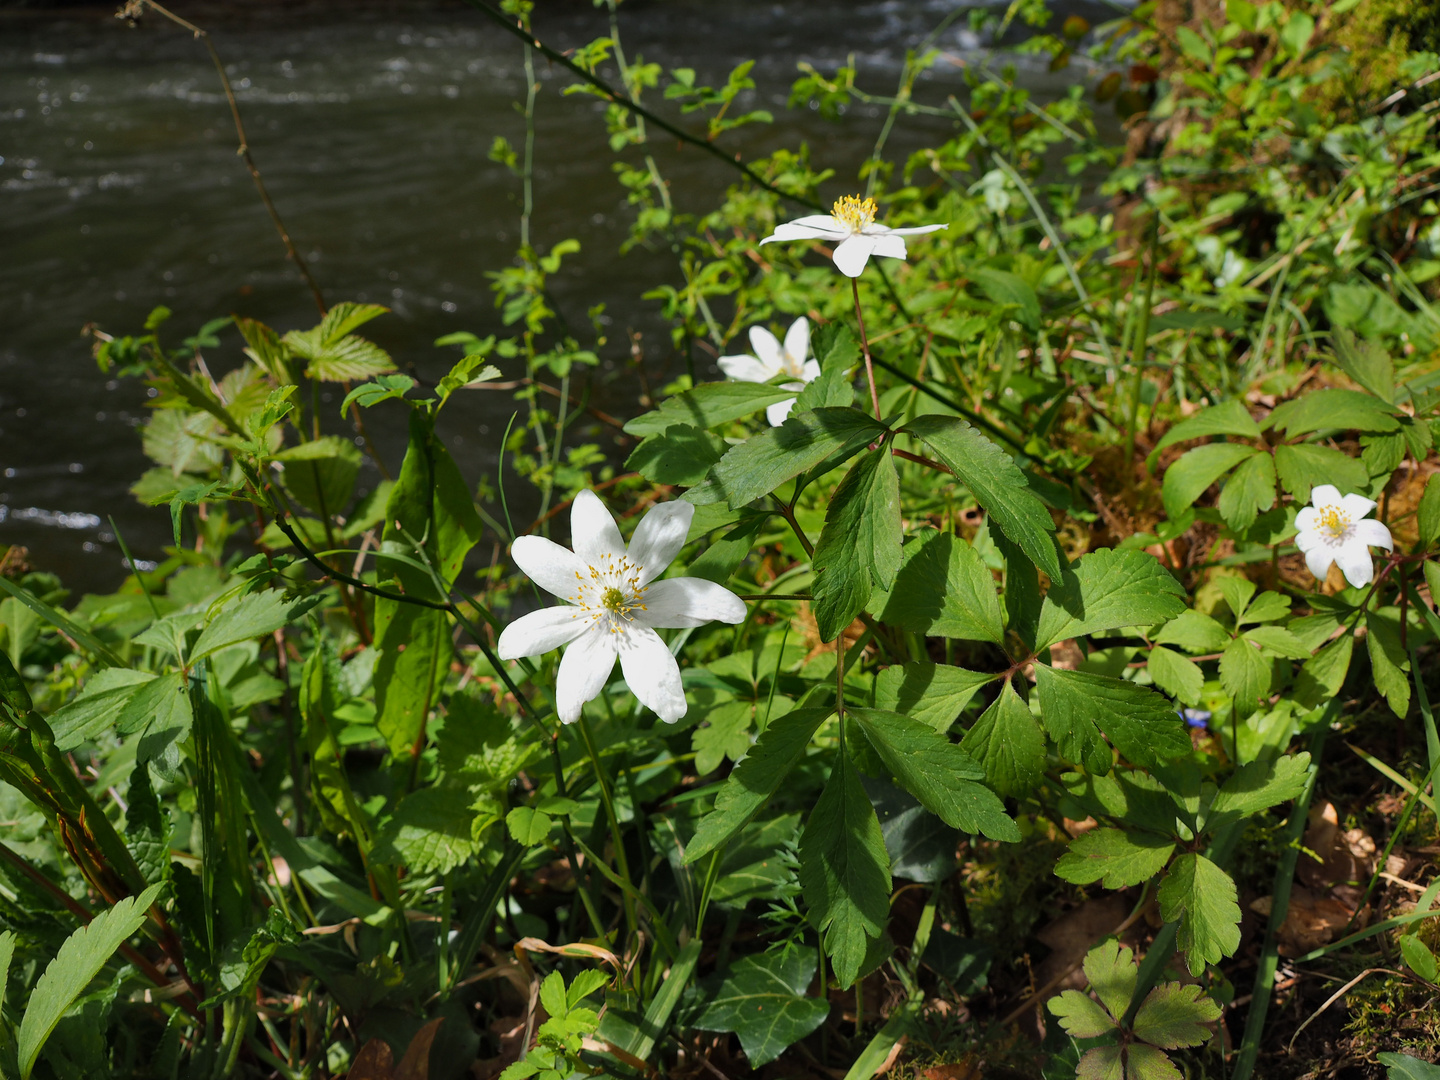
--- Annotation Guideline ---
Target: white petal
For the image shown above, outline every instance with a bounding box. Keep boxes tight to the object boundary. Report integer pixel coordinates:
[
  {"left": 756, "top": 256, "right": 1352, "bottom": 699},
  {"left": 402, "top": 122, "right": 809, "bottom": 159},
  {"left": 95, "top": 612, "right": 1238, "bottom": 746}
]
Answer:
[
  {"left": 497, "top": 605, "right": 588, "bottom": 659},
  {"left": 832, "top": 235, "right": 878, "bottom": 277},
  {"left": 555, "top": 628, "right": 617, "bottom": 724},
  {"left": 510, "top": 535, "right": 589, "bottom": 600},
  {"left": 783, "top": 317, "right": 811, "bottom": 369},
  {"left": 868, "top": 232, "right": 909, "bottom": 261},
  {"left": 718, "top": 353, "right": 775, "bottom": 383},
  {"left": 1293, "top": 527, "right": 1324, "bottom": 553},
  {"left": 638, "top": 577, "right": 747, "bottom": 628},
  {"left": 627, "top": 499, "right": 694, "bottom": 585},
  {"left": 1295, "top": 507, "right": 1319, "bottom": 533},
  {"left": 800, "top": 359, "right": 822, "bottom": 382},
  {"left": 1335, "top": 544, "right": 1375, "bottom": 588},
  {"left": 766, "top": 398, "right": 799, "bottom": 426},
  {"left": 1309, "top": 484, "right": 1343, "bottom": 509},
  {"left": 1304, "top": 546, "right": 1336, "bottom": 582},
  {"left": 876, "top": 222, "right": 948, "bottom": 236},
  {"left": 748, "top": 326, "right": 784, "bottom": 370},
  {"left": 761, "top": 218, "right": 847, "bottom": 243},
  {"left": 1340, "top": 492, "right": 1378, "bottom": 520},
  {"left": 1352, "top": 518, "right": 1393, "bottom": 551},
  {"left": 618, "top": 627, "right": 687, "bottom": 722},
  {"left": 570, "top": 489, "right": 625, "bottom": 565}
]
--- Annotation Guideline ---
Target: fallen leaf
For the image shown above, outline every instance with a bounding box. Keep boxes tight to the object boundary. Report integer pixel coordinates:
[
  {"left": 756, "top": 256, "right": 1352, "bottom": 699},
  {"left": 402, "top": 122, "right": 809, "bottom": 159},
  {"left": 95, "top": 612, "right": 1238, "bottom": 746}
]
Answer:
[
  {"left": 395, "top": 1018, "right": 444, "bottom": 1080},
  {"left": 1252, "top": 886, "right": 1359, "bottom": 955},
  {"left": 348, "top": 1038, "right": 394, "bottom": 1080}
]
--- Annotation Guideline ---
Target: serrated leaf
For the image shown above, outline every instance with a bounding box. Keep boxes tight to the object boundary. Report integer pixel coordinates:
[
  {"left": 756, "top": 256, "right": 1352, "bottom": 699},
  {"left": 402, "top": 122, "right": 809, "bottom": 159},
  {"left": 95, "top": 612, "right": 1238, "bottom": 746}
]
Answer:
[
  {"left": 1273, "top": 442, "right": 1370, "bottom": 503},
  {"left": 1061, "top": 768, "right": 1186, "bottom": 836},
  {"left": 1265, "top": 387, "right": 1399, "bottom": 436},
  {"left": 1293, "top": 632, "right": 1353, "bottom": 709},
  {"left": 1150, "top": 399, "right": 1262, "bottom": 464},
  {"left": 799, "top": 751, "right": 892, "bottom": 988},
  {"left": 1220, "top": 637, "right": 1272, "bottom": 713},
  {"left": 869, "top": 530, "right": 1004, "bottom": 644},
  {"left": 1036, "top": 548, "right": 1185, "bottom": 651},
  {"left": 1126, "top": 1044, "right": 1183, "bottom": 1080},
  {"left": 1048, "top": 990, "right": 1118, "bottom": 1039},
  {"left": 1076, "top": 1045, "right": 1125, "bottom": 1080},
  {"left": 1158, "top": 853, "right": 1240, "bottom": 975},
  {"left": 902, "top": 415, "right": 1061, "bottom": 579},
  {"left": 1217, "top": 450, "right": 1275, "bottom": 532},
  {"left": 624, "top": 382, "right": 803, "bottom": 437},
  {"left": 793, "top": 324, "right": 858, "bottom": 412},
  {"left": 693, "top": 949, "right": 830, "bottom": 1067},
  {"left": 1132, "top": 982, "right": 1222, "bottom": 1048},
  {"left": 376, "top": 785, "right": 490, "bottom": 873},
  {"left": 1083, "top": 939, "right": 1138, "bottom": 1022},
  {"left": 1056, "top": 827, "right": 1175, "bottom": 888},
  {"left": 276, "top": 435, "right": 362, "bottom": 518},
  {"left": 1152, "top": 610, "right": 1230, "bottom": 653},
  {"left": 18, "top": 884, "right": 163, "bottom": 1080},
  {"left": 850, "top": 708, "right": 1018, "bottom": 841},
  {"left": 811, "top": 450, "right": 901, "bottom": 641},
  {"left": 1205, "top": 752, "right": 1312, "bottom": 829},
  {"left": 1419, "top": 474, "right": 1440, "bottom": 546},
  {"left": 1242, "top": 590, "right": 1291, "bottom": 625},
  {"left": 1161, "top": 443, "right": 1259, "bottom": 519},
  {"left": 625, "top": 424, "right": 727, "bottom": 487},
  {"left": 1034, "top": 664, "right": 1192, "bottom": 772},
  {"left": 874, "top": 663, "right": 994, "bottom": 733},
  {"left": 1146, "top": 646, "right": 1204, "bottom": 706},
  {"left": 506, "top": 806, "right": 554, "bottom": 847},
  {"left": 1366, "top": 609, "right": 1411, "bottom": 718},
  {"left": 49, "top": 669, "right": 155, "bottom": 751},
  {"left": 191, "top": 590, "right": 308, "bottom": 662},
  {"left": 960, "top": 680, "right": 1044, "bottom": 797},
  {"left": 685, "top": 708, "right": 832, "bottom": 863},
  {"left": 1243, "top": 625, "right": 1311, "bottom": 660},
  {"left": 711, "top": 407, "right": 886, "bottom": 509},
  {"left": 318, "top": 301, "right": 389, "bottom": 342},
  {"left": 341, "top": 373, "right": 415, "bottom": 413}
]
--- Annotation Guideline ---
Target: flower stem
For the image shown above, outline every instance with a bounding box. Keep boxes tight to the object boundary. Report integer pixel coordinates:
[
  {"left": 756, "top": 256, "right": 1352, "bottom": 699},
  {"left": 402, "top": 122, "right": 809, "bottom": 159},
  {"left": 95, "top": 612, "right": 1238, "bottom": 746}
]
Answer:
[
  {"left": 576, "top": 714, "right": 639, "bottom": 953},
  {"left": 852, "top": 277, "right": 882, "bottom": 420}
]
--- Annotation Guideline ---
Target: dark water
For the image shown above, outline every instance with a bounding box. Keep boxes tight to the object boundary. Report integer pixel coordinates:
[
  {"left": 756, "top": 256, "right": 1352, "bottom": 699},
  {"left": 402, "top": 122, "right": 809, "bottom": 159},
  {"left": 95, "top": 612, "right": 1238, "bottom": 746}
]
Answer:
[{"left": 0, "top": 0, "right": 1105, "bottom": 595}]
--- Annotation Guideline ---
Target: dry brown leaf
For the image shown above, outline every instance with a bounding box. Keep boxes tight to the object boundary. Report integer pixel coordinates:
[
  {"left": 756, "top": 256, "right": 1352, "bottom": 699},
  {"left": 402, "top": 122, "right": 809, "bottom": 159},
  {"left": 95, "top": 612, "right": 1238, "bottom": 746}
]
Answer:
[
  {"left": 395, "top": 1018, "right": 445, "bottom": 1080},
  {"left": 1299, "top": 803, "right": 1376, "bottom": 890},
  {"left": 347, "top": 1038, "right": 395, "bottom": 1080},
  {"left": 1252, "top": 886, "right": 1358, "bottom": 955}
]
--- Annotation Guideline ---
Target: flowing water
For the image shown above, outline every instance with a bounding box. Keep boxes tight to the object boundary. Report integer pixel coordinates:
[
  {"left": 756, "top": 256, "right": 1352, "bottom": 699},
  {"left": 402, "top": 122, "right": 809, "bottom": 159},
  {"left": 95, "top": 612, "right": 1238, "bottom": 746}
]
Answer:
[{"left": 0, "top": 0, "right": 1105, "bottom": 594}]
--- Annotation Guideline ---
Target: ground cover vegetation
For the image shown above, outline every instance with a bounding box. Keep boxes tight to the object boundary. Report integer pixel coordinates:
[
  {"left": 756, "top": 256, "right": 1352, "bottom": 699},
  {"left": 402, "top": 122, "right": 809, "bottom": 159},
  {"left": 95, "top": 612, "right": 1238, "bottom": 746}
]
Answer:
[{"left": 2, "top": 0, "right": 1440, "bottom": 1076}]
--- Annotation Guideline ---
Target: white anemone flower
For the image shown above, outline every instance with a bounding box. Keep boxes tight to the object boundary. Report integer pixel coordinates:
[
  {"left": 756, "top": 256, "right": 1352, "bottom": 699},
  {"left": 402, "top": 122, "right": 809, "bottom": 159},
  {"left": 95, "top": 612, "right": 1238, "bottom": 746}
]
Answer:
[
  {"left": 717, "top": 317, "right": 820, "bottom": 426},
  {"left": 1294, "top": 484, "right": 1393, "bottom": 588},
  {"left": 497, "top": 491, "right": 745, "bottom": 723},
  {"left": 759, "top": 195, "right": 947, "bottom": 278}
]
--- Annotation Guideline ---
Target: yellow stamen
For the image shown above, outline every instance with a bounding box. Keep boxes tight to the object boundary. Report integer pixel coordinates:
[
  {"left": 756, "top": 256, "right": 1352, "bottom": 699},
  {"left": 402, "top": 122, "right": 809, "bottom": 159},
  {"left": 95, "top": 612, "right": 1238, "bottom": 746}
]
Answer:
[
  {"left": 832, "top": 194, "right": 877, "bottom": 233},
  {"left": 1317, "top": 505, "right": 1350, "bottom": 538}
]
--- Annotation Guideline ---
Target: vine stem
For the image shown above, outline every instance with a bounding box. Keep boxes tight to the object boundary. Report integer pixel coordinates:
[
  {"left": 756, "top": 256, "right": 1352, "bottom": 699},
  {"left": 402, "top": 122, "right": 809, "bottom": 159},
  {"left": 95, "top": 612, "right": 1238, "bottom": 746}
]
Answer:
[{"left": 852, "top": 277, "right": 883, "bottom": 420}]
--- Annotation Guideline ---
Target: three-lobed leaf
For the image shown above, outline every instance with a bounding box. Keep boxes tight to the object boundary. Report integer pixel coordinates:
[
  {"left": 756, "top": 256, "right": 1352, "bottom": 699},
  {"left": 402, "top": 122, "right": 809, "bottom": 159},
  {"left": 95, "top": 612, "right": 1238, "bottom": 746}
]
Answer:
[
  {"left": 1131, "top": 982, "right": 1222, "bottom": 1048},
  {"left": 1158, "top": 853, "right": 1241, "bottom": 975}
]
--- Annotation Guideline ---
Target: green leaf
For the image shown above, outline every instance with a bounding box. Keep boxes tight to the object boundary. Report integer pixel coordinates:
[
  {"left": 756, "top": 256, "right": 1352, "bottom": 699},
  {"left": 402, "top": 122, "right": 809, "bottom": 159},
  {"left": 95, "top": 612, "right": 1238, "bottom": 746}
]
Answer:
[
  {"left": 436, "top": 350, "right": 502, "bottom": 406},
  {"left": 1060, "top": 768, "right": 1188, "bottom": 836},
  {"left": 1205, "top": 752, "right": 1312, "bottom": 828},
  {"left": 970, "top": 267, "right": 1041, "bottom": 331},
  {"left": 799, "top": 751, "right": 892, "bottom": 988},
  {"left": 341, "top": 373, "right": 415, "bottom": 413},
  {"left": 318, "top": 301, "right": 389, "bottom": 340},
  {"left": 1160, "top": 443, "right": 1258, "bottom": 519},
  {"left": 1418, "top": 474, "right": 1440, "bottom": 546},
  {"left": 902, "top": 415, "right": 1061, "bottom": 579},
  {"left": 1220, "top": 637, "right": 1272, "bottom": 714},
  {"left": 693, "top": 949, "right": 830, "bottom": 1067},
  {"left": 1293, "top": 633, "right": 1354, "bottom": 709},
  {"left": 1055, "top": 827, "right": 1176, "bottom": 888},
  {"left": 274, "top": 436, "right": 362, "bottom": 518},
  {"left": 1126, "top": 1044, "right": 1184, "bottom": 1080},
  {"left": 1242, "top": 625, "right": 1311, "bottom": 660},
  {"left": 793, "top": 324, "right": 859, "bottom": 412},
  {"left": 18, "top": 884, "right": 163, "bottom": 1080},
  {"left": 283, "top": 304, "right": 396, "bottom": 383},
  {"left": 505, "top": 806, "right": 553, "bottom": 847},
  {"left": 1217, "top": 450, "right": 1276, "bottom": 532},
  {"left": 1035, "top": 548, "right": 1185, "bottom": 651},
  {"left": 1076, "top": 1045, "right": 1125, "bottom": 1080},
  {"left": 117, "top": 671, "right": 193, "bottom": 774},
  {"left": 1034, "top": 664, "right": 1192, "bottom": 772},
  {"left": 1084, "top": 938, "right": 1138, "bottom": 1021},
  {"left": 1132, "top": 982, "right": 1222, "bottom": 1048},
  {"left": 1152, "top": 610, "right": 1230, "bottom": 653},
  {"left": 865, "top": 777, "right": 957, "bottom": 882},
  {"left": 0, "top": 577, "right": 123, "bottom": 669},
  {"left": 960, "top": 680, "right": 1044, "bottom": 797},
  {"left": 1379, "top": 1053, "right": 1440, "bottom": 1080},
  {"left": 624, "top": 382, "right": 800, "bottom": 437},
  {"left": 1265, "top": 388, "right": 1399, "bottom": 436},
  {"left": 874, "top": 663, "right": 994, "bottom": 733},
  {"left": 811, "top": 450, "right": 902, "bottom": 641},
  {"left": 850, "top": 708, "right": 1018, "bottom": 841},
  {"left": 1366, "top": 609, "right": 1411, "bottom": 718},
  {"left": 625, "top": 424, "right": 727, "bottom": 487},
  {"left": 1146, "top": 646, "right": 1203, "bottom": 706},
  {"left": 1048, "top": 989, "right": 1117, "bottom": 1039},
  {"left": 1279, "top": 9, "right": 1314, "bottom": 54},
  {"left": 685, "top": 709, "right": 832, "bottom": 863},
  {"left": 49, "top": 669, "right": 155, "bottom": 751},
  {"left": 688, "top": 514, "right": 769, "bottom": 585},
  {"left": 1399, "top": 935, "right": 1438, "bottom": 982},
  {"left": 693, "top": 700, "right": 754, "bottom": 775},
  {"left": 1149, "top": 399, "right": 1261, "bottom": 465},
  {"left": 1175, "top": 24, "right": 1212, "bottom": 63},
  {"left": 1273, "top": 442, "right": 1370, "bottom": 503},
  {"left": 1158, "top": 853, "right": 1240, "bottom": 975},
  {"left": 1241, "top": 590, "right": 1291, "bottom": 625},
  {"left": 191, "top": 590, "right": 307, "bottom": 662},
  {"left": 711, "top": 407, "right": 886, "bottom": 509},
  {"left": 375, "top": 785, "right": 490, "bottom": 873},
  {"left": 869, "top": 530, "right": 1004, "bottom": 644}
]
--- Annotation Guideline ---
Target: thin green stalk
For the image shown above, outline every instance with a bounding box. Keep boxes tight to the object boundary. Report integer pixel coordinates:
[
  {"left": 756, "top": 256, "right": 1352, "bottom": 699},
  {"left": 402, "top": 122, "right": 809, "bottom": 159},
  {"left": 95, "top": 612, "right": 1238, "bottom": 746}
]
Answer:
[
  {"left": 853, "top": 277, "right": 882, "bottom": 419},
  {"left": 109, "top": 516, "right": 160, "bottom": 620},
  {"left": 1124, "top": 214, "right": 1160, "bottom": 465},
  {"left": 576, "top": 714, "right": 639, "bottom": 950}
]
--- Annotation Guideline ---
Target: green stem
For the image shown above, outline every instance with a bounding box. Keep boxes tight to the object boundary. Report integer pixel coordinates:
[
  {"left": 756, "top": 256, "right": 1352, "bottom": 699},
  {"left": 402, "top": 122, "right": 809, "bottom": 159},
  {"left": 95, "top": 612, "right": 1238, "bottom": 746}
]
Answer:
[
  {"left": 1124, "top": 214, "right": 1160, "bottom": 465},
  {"left": 576, "top": 713, "right": 639, "bottom": 953}
]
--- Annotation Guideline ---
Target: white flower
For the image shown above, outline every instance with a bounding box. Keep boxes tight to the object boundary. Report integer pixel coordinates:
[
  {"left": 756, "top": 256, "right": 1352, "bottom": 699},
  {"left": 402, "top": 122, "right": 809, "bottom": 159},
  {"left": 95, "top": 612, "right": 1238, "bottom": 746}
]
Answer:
[
  {"left": 1294, "top": 484, "right": 1393, "bottom": 588},
  {"left": 717, "top": 317, "right": 820, "bottom": 426},
  {"left": 497, "top": 491, "right": 745, "bottom": 723},
  {"left": 759, "top": 195, "right": 947, "bottom": 278}
]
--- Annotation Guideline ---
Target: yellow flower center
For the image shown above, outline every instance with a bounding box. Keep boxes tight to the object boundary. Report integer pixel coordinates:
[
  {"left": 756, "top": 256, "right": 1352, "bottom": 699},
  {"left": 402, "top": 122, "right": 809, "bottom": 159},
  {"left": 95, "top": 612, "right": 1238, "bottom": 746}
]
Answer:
[
  {"left": 832, "top": 195, "right": 877, "bottom": 233},
  {"left": 571, "top": 553, "right": 648, "bottom": 632},
  {"left": 601, "top": 586, "right": 628, "bottom": 612},
  {"left": 1317, "top": 505, "right": 1350, "bottom": 538}
]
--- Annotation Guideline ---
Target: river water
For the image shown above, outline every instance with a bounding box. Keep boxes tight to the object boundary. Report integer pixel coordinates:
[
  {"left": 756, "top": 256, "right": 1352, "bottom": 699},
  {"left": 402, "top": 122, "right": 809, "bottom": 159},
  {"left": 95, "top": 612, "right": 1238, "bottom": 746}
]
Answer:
[{"left": 0, "top": 0, "right": 1105, "bottom": 595}]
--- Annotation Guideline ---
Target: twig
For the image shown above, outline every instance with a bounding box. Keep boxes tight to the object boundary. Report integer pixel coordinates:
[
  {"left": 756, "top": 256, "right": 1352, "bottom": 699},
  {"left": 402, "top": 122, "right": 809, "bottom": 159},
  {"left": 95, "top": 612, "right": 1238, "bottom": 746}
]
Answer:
[{"left": 1286, "top": 968, "right": 1404, "bottom": 1053}]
